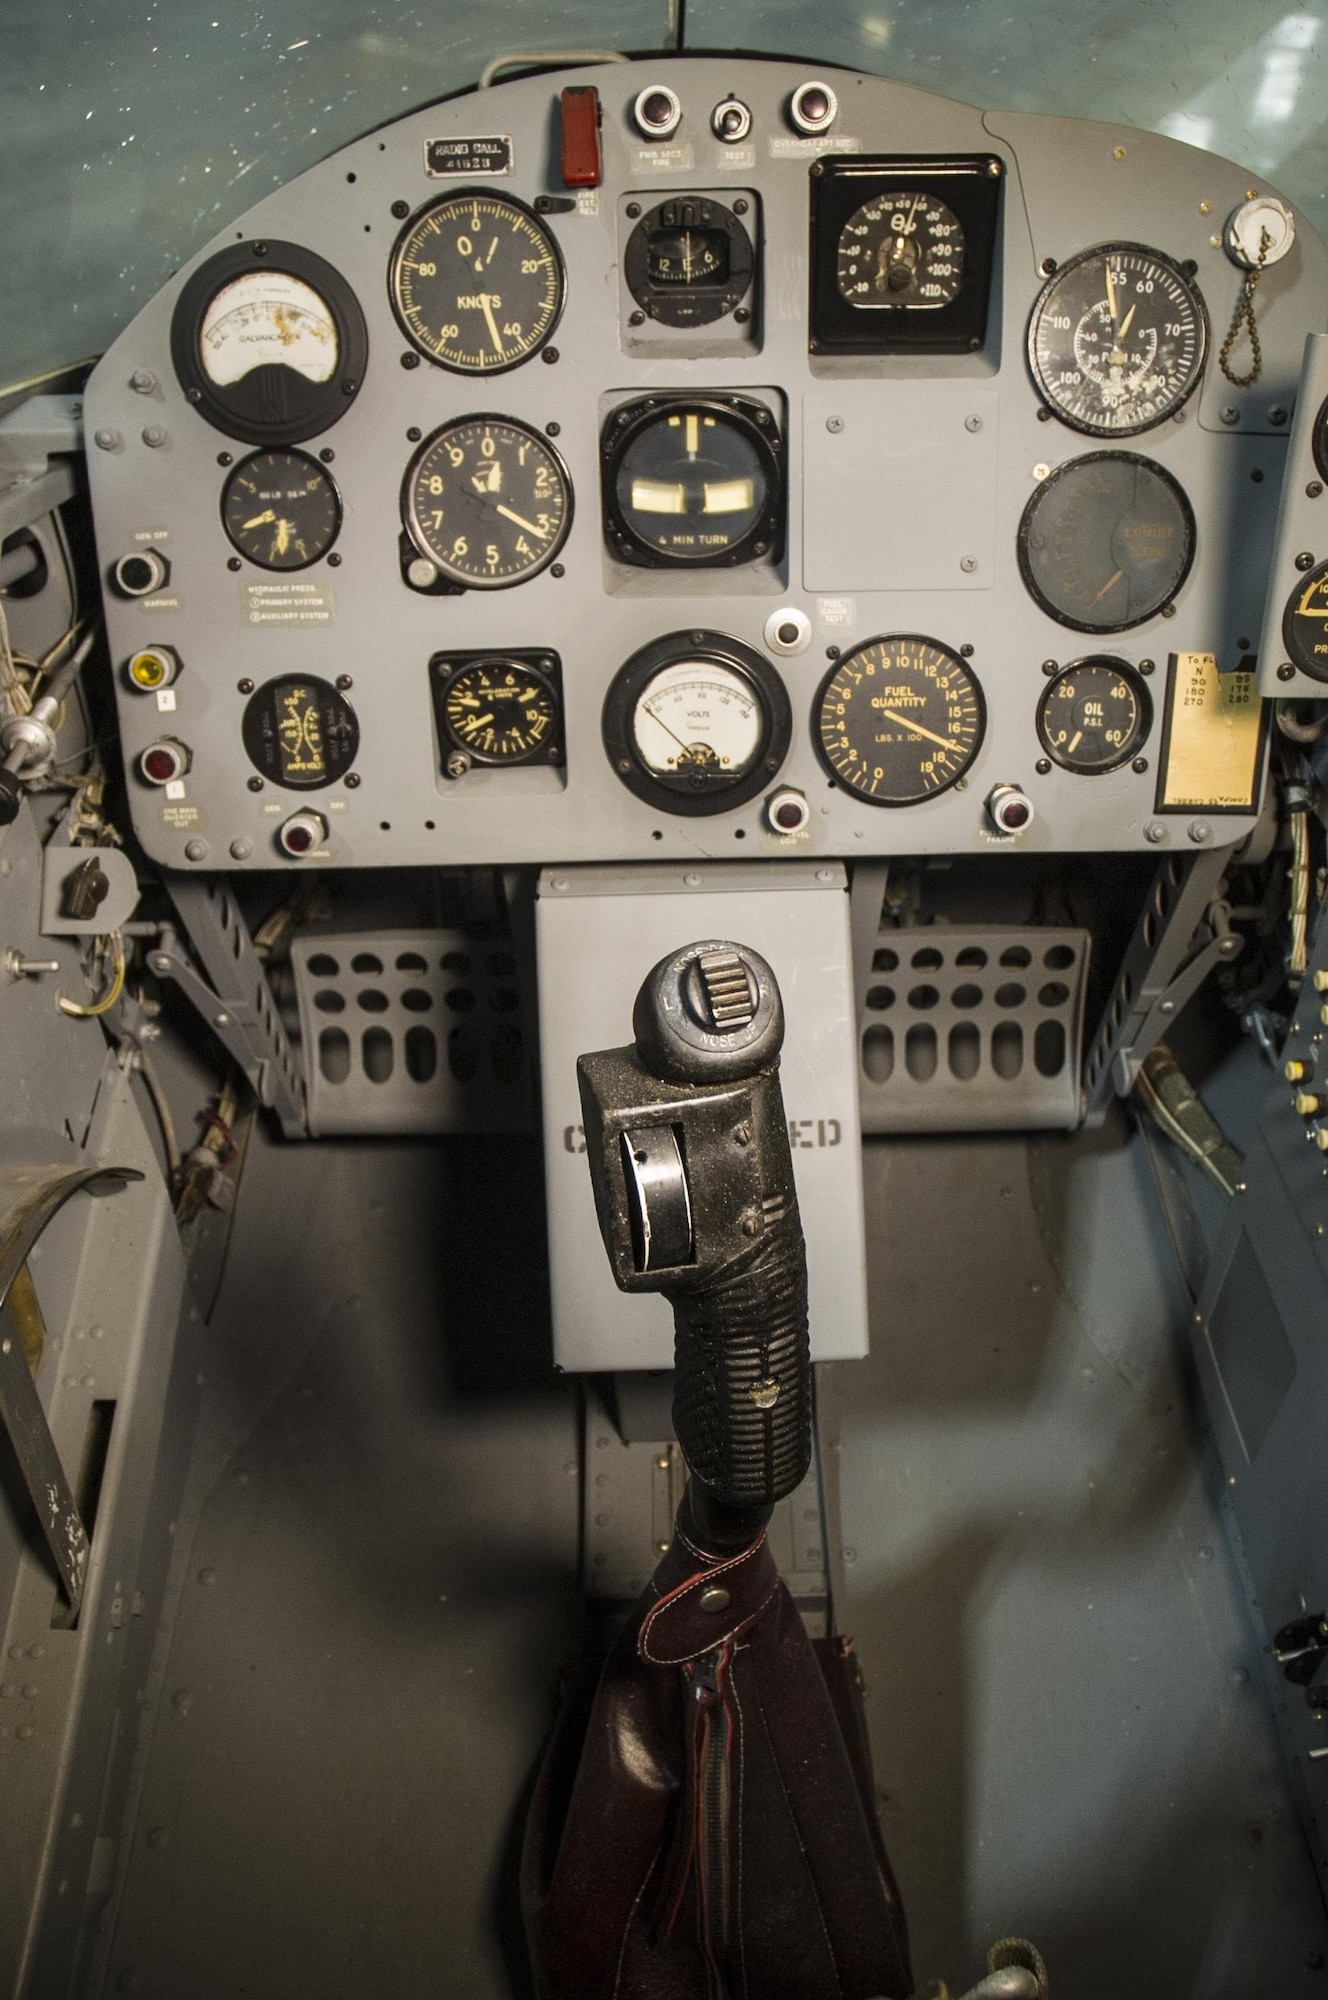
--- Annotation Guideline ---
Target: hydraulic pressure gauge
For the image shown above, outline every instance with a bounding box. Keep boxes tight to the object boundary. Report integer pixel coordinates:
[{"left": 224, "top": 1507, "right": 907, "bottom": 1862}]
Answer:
[
  {"left": 171, "top": 242, "right": 368, "bottom": 444},
  {"left": 1036, "top": 659, "right": 1152, "bottom": 772},
  {"left": 402, "top": 417, "right": 571, "bottom": 589},
  {"left": 389, "top": 192, "right": 564, "bottom": 373},
  {"left": 241, "top": 676, "right": 359, "bottom": 789},
  {"left": 623, "top": 196, "right": 756, "bottom": 327},
  {"left": 430, "top": 651, "right": 563, "bottom": 767},
  {"left": 221, "top": 450, "right": 340, "bottom": 570},
  {"left": 603, "top": 632, "right": 791, "bottom": 815},
  {"left": 815, "top": 636, "right": 985, "bottom": 806},
  {"left": 1018, "top": 453, "right": 1195, "bottom": 633},
  {"left": 810, "top": 156, "right": 1002, "bottom": 355},
  {"left": 1283, "top": 561, "right": 1328, "bottom": 682},
  {"left": 600, "top": 396, "right": 783, "bottom": 568},
  {"left": 1027, "top": 243, "right": 1207, "bottom": 436}
]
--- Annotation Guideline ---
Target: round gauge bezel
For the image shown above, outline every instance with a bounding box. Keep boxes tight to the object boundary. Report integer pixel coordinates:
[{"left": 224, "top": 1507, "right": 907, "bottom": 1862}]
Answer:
[
  {"left": 388, "top": 189, "right": 565, "bottom": 375},
  {"left": 220, "top": 448, "right": 342, "bottom": 572},
  {"left": 600, "top": 394, "right": 785, "bottom": 570},
  {"left": 240, "top": 675, "right": 359, "bottom": 790},
  {"left": 1312, "top": 394, "right": 1328, "bottom": 485},
  {"left": 400, "top": 415, "right": 573, "bottom": 590},
  {"left": 1035, "top": 656, "right": 1153, "bottom": 773},
  {"left": 623, "top": 195, "right": 755, "bottom": 327},
  {"left": 1026, "top": 241, "right": 1209, "bottom": 438},
  {"left": 170, "top": 241, "right": 368, "bottom": 446},
  {"left": 1016, "top": 451, "right": 1197, "bottom": 634},
  {"left": 603, "top": 631, "right": 792, "bottom": 817},
  {"left": 434, "top": 654, "right": 563, "bottom": 767},
  {"left": 813, "top": 635, "right": 987, "bottom": 808},
  {"left": 1283, "top": 559, "right": 1328, "bottom": 682}
]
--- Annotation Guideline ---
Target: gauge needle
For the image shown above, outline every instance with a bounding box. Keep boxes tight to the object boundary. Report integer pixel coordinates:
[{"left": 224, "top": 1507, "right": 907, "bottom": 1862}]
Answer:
[
  {"left": 480, "top": 294, "right": 504, "bottom": 357},
  {"left": 1068, "top": 730, "right": 1084, "bottom": 754},
  {"left": 643, "top": 709, "right": 696, "bottom": 758},
  {"left": 494, "top": 503, "right": 549, "bottom": 538},
  {"left": 1117, "top": 302, "right": 1136, "bottom": 342},
  {"left": 242, "top": 509, "right": 276, "bottom": 529},
  {"left": 876, "top": 708, "right": 962, "bottom": 754},
  {"left": 1089, "top": 568, "right": 1125, "bottom": 606},
  {"left": 1106, "top": 266, "right": 1119, "bottom": 325}
]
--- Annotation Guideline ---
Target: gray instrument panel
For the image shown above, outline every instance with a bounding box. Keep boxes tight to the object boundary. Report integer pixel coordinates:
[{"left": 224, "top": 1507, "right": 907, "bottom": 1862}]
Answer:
[{"left": 83, "top": 56, "right": 1328, "bottom": 871}]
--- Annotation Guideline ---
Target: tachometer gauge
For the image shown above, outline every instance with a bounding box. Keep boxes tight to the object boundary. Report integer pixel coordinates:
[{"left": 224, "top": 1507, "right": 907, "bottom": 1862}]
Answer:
[
  {"left": 836, "top": 192, "right": 964, "bottom": 309},
  {"left": 402, "top": 417, "right": 571, "bottom": 589},
  {"left": 1028, "top": 243, "right": 1207, "bottom": 436},
  {"left": 623, "top": 196, "right": 756, "bottom": 327},
  {"left": 600, "top": 396, "right": 783, "bottom": 567},
  {"left": 815, "top": 636, "right": 984, "bottom": 806},
  {"left": 390, "top": 192, "right": 564, "bottom": 373},
  {"left": 221, "top": 450, "right": 340, "bottom": 570},
  {"left": 1283, "top": 560, "right": 1328, "bottom": 681},
  {"left": 603, "top": 632, "right": 792, "bottom": 815},
  {"left": 431, "top": 652, "right": 563, "bottom": 766},
  {"left": 1018, "top": 453, "right": 1195, "bottom": 633},
  {"left": 241, "top": 676, "right": 359, "bottom": 789},
  {"left": 1037, "top": 659, "right": 1151, "bottom": 772},
  {"left": 171, "top": 242, "right": 368, "bottom": 444}
]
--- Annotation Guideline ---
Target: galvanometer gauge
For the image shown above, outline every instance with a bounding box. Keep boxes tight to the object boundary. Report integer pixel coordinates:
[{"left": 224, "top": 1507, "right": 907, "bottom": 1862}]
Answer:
[
  {"left": 809, "top": 156, "right": 1002, "bottom": 355},
  {"left": 815, "top": 636, "right": 985, "bottom": 805},
  {"left": 1036, "top": 659, "right": 1152, "bottom": 772},
  {"left": 430, "top": 651, "right": 563, "bottom": 767},
  {"left": 241, "top": 676, "right": 359, "bottom": 789},
  {"left": 1018, "top": 453, "right": 1195, "bottom": 633},
  {"left": 221, "top": 450, "right": 340, "bottom": 570},
  {"left": 1027, "top": 243, "right": 1207, "bottom": 436},
  {"left": 603, "top": 632, "right": 791, "bottom": 815},
  {"left": 402, "top": 417, "right": 571, "bottom": 589},
  {"left": 171, "top": 242, "right": 368, "bottom": 444},
  {"left": 600, "top": 396, "right": 783, "bottom": 567},
  {"left": 389, "top": 191, "right": 564, "bottom": 373},
  {"left": 1283, "top": 561, "right": 1328, "bottom": 681}
]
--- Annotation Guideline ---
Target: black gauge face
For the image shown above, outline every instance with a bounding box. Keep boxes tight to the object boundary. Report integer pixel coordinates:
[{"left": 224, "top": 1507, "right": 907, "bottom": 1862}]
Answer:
[
  {"left": 402, "top": 418, "right": 571, "bottom": 589},
  {"left": 601, "top": 396, "right": 783, "bottom": 568},
  {"left": 1283, "top": 561, "right": 1328, "bottom": 681},
  {"left": 241, "top": 676, "right": 358, "bottom": 790},
  {"left": 1028, "top": 244, "right": 1207, "bottom": 436},
  {"left": 816, "top": 636, "right": 985, "bottom": 806},
  {"left": 389, "top": 191, "right": 564, "bottom": 373},
  {"left": 170, "top": 242, "right": 368, "bottom": 445},
  {"left": 624, "top": 196, "right": 755, "bottom": 327},
  {"left": 1037, "top": 658, "right": 1151, "bottom": 772},
  {"left": 431, "top": 652, "right": 562, "bottom": 766},
  {"left": 1313, "top": 395, "right": 1328, "bottom": 485},
  {"left": 810, "top": 156, "right": 1001, "bottom": 355},
  {"left": 603, "top": 632, "right": 792, "bottom": 816},
  {"left": 1018, "top": 453, "right": 1196, "bottom": 633},
  {"left": 221, "top": 450, "right": 340, "bottom": 570},
  {"left": 836, "top": 192, "right": 964, "bottom": 309}
]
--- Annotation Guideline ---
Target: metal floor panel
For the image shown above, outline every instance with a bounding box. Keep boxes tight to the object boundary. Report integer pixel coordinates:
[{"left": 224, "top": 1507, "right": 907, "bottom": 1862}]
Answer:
[{"left": 93, "top": 1117, "right": 1327, "bottom": 1998}]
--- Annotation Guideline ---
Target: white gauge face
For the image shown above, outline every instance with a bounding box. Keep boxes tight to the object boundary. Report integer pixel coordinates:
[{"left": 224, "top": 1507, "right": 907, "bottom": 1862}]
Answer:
[
  {"left": 199, "top": 271, "right": 339, "bottom": 387},
  {"left": 632, "top": 660, "right": 763, "bottom": 776}
]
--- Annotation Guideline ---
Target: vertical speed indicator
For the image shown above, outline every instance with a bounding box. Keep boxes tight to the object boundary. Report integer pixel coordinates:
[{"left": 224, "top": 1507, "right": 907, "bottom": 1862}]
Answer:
[{"left": 389, "top": 192, "right": 564, "bottom": 373}]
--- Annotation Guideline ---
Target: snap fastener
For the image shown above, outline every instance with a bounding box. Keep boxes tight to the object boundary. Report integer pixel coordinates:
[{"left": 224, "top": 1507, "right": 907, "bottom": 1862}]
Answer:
[{"left": 698, "top": 1586, "right": 731, "bottom": 1614}]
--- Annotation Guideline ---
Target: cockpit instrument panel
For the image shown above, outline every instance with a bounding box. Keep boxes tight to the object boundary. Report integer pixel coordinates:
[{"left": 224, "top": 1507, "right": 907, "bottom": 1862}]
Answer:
[{"left": 84, "top": 55, "right": 1328, "bottom": 869}]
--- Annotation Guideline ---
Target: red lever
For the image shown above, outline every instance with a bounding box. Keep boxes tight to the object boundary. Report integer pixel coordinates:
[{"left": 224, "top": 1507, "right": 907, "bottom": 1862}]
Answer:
[{"left": 560, "top": 85, "right": 603, "bottom": 188}]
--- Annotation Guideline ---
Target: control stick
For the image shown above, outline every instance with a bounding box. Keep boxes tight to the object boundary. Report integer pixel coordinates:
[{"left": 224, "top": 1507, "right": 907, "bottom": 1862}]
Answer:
[{"left": 577, "top": 939, "right": 811, "bottom": 1541}]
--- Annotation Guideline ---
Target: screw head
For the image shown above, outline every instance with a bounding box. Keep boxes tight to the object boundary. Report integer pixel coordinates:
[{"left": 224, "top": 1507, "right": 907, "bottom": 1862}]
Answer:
[
  {"left": 445, "top": 750, "right": 471, "bottom": 779},
  {"left": 335, "top": 674, "right": 353, "bottom": 690},
  {"left": 217, "top": 451, "right": 233, "bottom": 467},
  {"left": 1308, "top": 482, "right": 1324, "bottom": 499},
  {"left": 625, "top": 201, "right": 641, "bottom": 219},
  {"left": 93, "top": 429, "right": 120, "bottom": 451},
  {"left": 826, "top": 415, "right": 844, "bottom": 434},
  {"left": 1035, "top": 757, "right": 1051, "bottom": 774},
  {"left": 184, "top": 838, "right": 209, "bottom": 863},
  {"left": 1138, "top": 659, "right": 1155, "bottom": 675},
  {"left": 1040, "top": 256, "right": 1057, "bottom": 275},
  {"left": 400, "top": 351, "right": 420, "bottom": 370},
  {"left": 550, "top": 562, "right": 565, "bottom": 578},
  {"left": 247, "top": 776, "right": 263, "bottom": 792},
  {"left": 327, "top": 552, "right": 341, "bottom": 568},
  {"left": 1220, "top": 405, "right": 1240, "bottom": 426},
  {"left": 960, "top": 555, "right": 978, "bottom": 573},
  {"left": 345, "top": 772, "right": 361, "bottom": 788},
  {"left": 227, "top": 557, "right": 241, "bottom": 572},
  {"left": 1042, "top": 659, "right": 1059, "bottom": 676},
  {"left": 1188, "top": 819, "right": 1212, "bottom": 844},
  {"left": 1145, "top": 821, "right": 1166, "bottom": 843},
  {"left": 391, "top": 199, "right": 409, "bottom": 218},
  {"left": 1132, "top": 756, "right": 1149, "bottom": 774},
  {"left": 964, "top": 414, "right": 983, "bottom": 433},
  {"left": 960, "top": 643, "right": 974, "bottom": 656},
  {"left": 229, "top": 837, "right": 253, "bottom": 861},
  {"left": 1278, "top": 663, "right": 1296, "bottom": 680},
  {"left": 545, "top": 420, "right": 561, "bottom": 436},
  {"left": 734, "top": 306, "right": 750, "bottom": 324},
  {"left": 237, "top": 677, "right": 254, "bottom": 693},
  {"left": 542, "top": 347, "right": 559, "bottom": 365},
  {"left": 628, "top": 309, "right": 646, "bottom": 326},
  {"left": 129, "top": 368, "right": 156, "bottom": 394},
  {"left": 1295, "top": 551, "right": 1316, "bottom": 570},
  {"left": 1269, "top": 406, "right": 1288, "bottom": 426}
]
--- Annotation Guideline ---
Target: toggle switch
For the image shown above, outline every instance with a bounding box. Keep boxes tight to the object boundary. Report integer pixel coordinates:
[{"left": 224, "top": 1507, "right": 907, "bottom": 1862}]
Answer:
[{"left": 560, "top": 85, "right": 603, "bottom": 187}]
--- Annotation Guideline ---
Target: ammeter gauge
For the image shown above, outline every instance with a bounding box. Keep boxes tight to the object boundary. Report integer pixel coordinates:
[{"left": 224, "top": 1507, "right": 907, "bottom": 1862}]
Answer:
[
  {"left": 603, "top": 632, "right": 791, "bottom": 815},
  {"left": 1027, "top": 243, "right": 1207, "bottom": 436},
  {"left": 600, "top": 396, "right": 783, "bottom": 567},
  {"left": 241, "top": 677, "right": 359, "bottom": 789},
  {"left": 815, "top": 636, "right": 985, "bottom": 806},
  {"left": 171, "top": 242, "right": 367, "bottom": 444},
  {"left": 402, "top": 417, "right": 571, "bottom": 589},
  {"left": 221, "top": 450, "right": 340, "bottom": 570},
  {"left": 389, "top": 192, "right": 564, "bottom": 373},
  {"left": 1018, "top": 453, "right": 1195, "bottom": 633},
  {"left": 1036, "top": 659, "right": 1152, "bottom": 772}
]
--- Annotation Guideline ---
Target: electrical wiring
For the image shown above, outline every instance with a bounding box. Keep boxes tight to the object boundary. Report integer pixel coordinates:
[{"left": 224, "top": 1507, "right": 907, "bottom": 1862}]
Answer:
[{"left": 57, "top": 930, "right": 126, "bottom": 1019}]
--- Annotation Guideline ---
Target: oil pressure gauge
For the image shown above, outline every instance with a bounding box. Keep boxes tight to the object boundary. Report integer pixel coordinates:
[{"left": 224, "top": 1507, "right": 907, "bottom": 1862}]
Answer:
[
  {"left": 1036, "top": 658, "right": 1151, "bottom": 772},
  {"left": 603, "top": 632, "right": 791, "bottom": 815}
]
